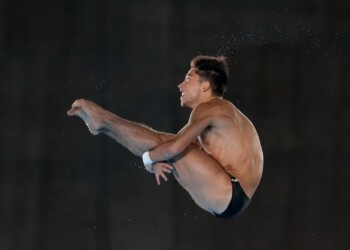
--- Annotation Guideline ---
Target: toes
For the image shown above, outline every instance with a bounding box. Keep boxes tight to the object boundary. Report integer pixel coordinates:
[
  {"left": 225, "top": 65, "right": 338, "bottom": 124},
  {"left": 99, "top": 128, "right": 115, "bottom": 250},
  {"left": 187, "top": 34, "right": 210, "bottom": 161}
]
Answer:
[{"left": 67, "top": 108, "right": 78, "bottom": 116}]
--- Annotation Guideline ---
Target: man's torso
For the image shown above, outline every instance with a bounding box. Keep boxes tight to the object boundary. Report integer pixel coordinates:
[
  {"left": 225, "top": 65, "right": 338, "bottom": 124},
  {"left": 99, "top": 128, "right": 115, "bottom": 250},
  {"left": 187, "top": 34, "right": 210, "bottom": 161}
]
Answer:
[{"left": 194, "top": 98, "right": 263, "bottom": 198}]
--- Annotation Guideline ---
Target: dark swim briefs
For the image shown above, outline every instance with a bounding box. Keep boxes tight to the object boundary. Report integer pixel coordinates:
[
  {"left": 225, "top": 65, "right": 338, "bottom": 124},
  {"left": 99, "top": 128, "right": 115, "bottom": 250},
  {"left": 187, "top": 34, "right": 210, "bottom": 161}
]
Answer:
[{"left": 214, "top": 178, "right": 251, "bottom": 219}]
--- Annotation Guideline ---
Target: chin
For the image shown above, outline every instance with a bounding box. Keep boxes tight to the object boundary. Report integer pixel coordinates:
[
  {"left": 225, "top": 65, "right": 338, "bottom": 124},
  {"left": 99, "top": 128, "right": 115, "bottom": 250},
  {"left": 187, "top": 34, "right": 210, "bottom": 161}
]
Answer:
[
  {"left": 180, "top": 102, "right": 191, "bottom": 109},
  {"left": 180, "top": 98, "right": 191, "bottom": 108},
  {"left": 180, "top": 98, "right": 185, "bottom": 107}
]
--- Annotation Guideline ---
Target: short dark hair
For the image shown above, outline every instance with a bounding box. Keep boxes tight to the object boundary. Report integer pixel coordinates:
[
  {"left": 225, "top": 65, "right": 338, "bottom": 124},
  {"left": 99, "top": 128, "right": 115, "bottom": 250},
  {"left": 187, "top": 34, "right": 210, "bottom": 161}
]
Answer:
[{"left": 190, "top": 55, "right": 229, "bottom": 97}]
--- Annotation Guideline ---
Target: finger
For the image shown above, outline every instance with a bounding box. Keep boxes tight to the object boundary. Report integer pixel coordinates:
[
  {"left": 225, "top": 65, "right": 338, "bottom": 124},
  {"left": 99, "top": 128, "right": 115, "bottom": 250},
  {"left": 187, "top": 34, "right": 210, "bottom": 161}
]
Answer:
[
  {"left": 160, "top": 163, "right": 173, "bottom": 169},
  {"left": 164, "top": 165, "right": 173, "bottom": 172},
  {"left": 160, "top": 165, "right": 172, "bottom": 173},
  {"left": 155, "top": 174, "right": 161, "bottom": 186},
  {"left": 160, "top": 172, "right": 168, "bottom": 182}
]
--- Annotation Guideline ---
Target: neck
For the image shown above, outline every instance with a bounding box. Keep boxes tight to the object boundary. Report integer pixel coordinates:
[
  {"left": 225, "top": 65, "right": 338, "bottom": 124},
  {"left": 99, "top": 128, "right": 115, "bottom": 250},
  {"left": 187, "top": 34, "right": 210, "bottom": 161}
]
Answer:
[
  {"left": 191, "top": 95, "right": 222, "bottom": 109},
  {"left": 209, "top": 95, "right": 222, "bottom": 101}
]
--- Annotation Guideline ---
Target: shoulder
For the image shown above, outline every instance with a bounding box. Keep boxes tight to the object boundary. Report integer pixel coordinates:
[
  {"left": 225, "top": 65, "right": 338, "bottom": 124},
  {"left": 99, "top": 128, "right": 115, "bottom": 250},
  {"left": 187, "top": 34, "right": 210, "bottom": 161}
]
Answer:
[{"left": 190, "top": 98, "right": 232, "bottom": 122}]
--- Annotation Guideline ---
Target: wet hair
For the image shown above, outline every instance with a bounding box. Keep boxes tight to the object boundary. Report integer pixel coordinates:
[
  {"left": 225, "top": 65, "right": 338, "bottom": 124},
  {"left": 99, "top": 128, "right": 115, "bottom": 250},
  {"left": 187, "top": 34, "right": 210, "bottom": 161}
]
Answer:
[{"left": 190, "top": 55, "right": 229, "bottom": 97}]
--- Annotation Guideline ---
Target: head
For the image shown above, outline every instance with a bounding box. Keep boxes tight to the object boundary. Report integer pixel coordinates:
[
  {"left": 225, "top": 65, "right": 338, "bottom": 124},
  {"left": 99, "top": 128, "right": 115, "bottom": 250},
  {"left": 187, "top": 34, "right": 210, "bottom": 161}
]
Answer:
[
  {"left": 190, "top": 55, "right": 229, "bottom": 97},
  {"left": 178, "top": 55, "right": 229, "bottom": 108}
]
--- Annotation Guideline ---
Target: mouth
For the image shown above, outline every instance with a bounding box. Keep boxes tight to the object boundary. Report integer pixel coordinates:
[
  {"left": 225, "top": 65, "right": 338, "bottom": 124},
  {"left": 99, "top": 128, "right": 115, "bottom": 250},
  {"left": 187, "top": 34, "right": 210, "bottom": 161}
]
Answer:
[{"left": 180, "top": 92, "right": 185, "bottom": 101}]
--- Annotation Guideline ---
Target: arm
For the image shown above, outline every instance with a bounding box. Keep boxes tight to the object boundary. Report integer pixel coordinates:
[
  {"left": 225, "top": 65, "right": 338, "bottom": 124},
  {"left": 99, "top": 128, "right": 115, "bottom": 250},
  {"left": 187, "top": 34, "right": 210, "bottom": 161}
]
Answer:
[
  {"left": 150, "top": 119, "right": 207, "bottom": 160},
  {"left": 145, "top": 106, "right": 214, "bottom": 162}
]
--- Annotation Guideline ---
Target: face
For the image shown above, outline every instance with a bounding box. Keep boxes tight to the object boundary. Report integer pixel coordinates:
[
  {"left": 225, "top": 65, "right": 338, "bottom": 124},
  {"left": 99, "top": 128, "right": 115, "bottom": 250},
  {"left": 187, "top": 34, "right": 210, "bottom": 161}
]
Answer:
[{"left": 178, "top": 68, "right": 203, "bottom": 108}]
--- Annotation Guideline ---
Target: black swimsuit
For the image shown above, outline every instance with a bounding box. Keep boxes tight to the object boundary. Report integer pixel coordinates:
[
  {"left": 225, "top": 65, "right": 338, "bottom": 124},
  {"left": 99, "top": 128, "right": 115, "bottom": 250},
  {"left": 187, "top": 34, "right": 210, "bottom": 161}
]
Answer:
[{"left": 214, "top": 179, "right": 251, "bottom": 219}]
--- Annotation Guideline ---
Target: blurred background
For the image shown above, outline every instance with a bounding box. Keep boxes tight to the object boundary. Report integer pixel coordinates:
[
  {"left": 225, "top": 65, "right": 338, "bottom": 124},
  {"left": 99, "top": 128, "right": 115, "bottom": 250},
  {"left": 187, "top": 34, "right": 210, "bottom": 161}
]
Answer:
[{"left": 1, "top": 0, "right": 349, "bottom": 249}]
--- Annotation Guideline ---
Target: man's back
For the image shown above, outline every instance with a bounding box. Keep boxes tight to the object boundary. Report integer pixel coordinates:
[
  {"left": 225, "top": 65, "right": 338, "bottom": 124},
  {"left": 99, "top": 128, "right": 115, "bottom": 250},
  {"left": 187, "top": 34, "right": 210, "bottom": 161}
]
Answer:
[{"left": 194, "top": 98, "right": 263, "bottom": 198}]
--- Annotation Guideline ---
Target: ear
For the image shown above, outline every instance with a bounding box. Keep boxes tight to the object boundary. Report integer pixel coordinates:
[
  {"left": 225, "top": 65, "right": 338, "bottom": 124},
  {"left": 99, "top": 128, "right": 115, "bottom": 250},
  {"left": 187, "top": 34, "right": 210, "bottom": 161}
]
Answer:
[{"left": 201, "top": 81, "right": 211, "bottom": 92}]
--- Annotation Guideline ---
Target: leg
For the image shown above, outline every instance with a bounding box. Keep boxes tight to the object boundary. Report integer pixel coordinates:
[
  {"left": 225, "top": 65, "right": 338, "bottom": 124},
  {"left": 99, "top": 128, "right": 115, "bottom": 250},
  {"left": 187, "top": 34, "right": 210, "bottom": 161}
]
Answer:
[
  {"left": 68, "top": 99, "right": 232, "bottom": 214},
  {"left": 67, "top": 99, "right": 174, "bottom": 156},
  {"left": 170, "top": 145, "right": 233, "bottom": 214},
  {"left": 103, "top": 113, "right": 173, "bottom": 156}
]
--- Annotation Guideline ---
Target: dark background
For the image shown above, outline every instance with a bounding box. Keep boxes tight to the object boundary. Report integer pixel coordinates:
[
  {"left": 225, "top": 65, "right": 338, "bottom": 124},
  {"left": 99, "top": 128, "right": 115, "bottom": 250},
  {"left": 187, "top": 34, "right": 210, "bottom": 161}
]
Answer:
[{"left": 1, "top": 0, "right": 349, "bottom": 249}]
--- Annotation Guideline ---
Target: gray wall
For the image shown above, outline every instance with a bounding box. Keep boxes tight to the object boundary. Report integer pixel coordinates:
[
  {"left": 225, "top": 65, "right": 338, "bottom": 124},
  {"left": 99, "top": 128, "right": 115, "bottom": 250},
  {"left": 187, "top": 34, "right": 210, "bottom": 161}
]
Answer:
[{"left": 1, "top": 0, "right": 349, "bottom": 249}]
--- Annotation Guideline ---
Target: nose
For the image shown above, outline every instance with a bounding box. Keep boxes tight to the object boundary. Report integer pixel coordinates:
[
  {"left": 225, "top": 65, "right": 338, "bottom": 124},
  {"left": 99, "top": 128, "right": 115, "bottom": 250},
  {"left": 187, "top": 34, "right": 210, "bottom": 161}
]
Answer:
[{"left": 178, "top": 81, "right": 184, "bottom": 91}]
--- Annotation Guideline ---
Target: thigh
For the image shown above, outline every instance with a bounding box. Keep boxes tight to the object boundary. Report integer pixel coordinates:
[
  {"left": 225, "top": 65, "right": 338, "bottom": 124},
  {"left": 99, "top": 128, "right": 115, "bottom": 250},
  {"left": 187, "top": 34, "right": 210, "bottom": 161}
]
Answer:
[{"left": 171, "top": 145, "right": 233, "bottom": 214}]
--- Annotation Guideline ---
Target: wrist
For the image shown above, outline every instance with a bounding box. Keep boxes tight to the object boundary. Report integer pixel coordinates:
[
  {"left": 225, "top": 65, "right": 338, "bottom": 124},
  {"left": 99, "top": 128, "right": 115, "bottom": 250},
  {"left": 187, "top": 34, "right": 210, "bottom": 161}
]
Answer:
[{"left": 142, "top": 151, "right": 154, "bottom": 165}]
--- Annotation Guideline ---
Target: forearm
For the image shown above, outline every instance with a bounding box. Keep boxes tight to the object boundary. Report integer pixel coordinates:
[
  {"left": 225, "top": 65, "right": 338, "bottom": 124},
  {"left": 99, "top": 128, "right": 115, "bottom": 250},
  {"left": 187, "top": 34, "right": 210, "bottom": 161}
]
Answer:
[
  {"left": 147, "top": 139, "right": 183, "bottom": 163},
  {"left": 144, "top": 115, "right": 211, "bottom": 163}
]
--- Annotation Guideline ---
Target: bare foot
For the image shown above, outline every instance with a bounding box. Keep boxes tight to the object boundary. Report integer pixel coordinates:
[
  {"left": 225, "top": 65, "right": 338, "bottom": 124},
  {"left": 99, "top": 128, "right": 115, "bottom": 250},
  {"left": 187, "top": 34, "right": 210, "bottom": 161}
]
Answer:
[{"left": 67, "top": 99, "right": 106, "bottom": 135}]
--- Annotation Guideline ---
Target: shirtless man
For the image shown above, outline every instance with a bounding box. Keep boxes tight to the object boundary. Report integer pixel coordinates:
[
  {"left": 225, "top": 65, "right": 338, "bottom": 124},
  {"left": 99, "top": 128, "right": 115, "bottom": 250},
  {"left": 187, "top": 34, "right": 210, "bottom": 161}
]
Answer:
[{"left": 67, "top": 55, "right": 263, "bottom": 218}]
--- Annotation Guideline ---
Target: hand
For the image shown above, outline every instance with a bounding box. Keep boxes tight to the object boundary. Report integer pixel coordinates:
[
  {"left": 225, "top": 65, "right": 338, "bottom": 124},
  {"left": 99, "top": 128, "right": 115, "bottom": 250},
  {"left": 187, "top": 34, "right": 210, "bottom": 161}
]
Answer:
[
  {"left": 67, "top": 99, "right": 105, "bottom": 135},
  {"left": 151, "top": 162, "right": 174, "bottom": 185}
]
